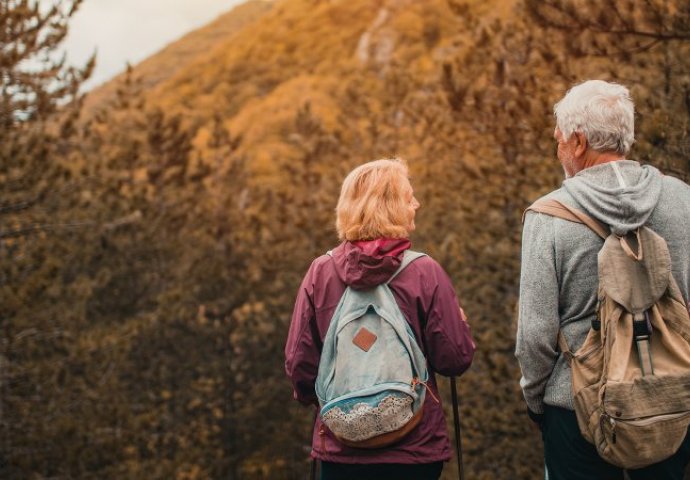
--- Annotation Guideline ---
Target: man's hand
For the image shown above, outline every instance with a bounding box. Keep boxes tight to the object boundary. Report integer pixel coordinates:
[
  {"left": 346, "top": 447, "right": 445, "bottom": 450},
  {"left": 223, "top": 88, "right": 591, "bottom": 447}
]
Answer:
[{"left": 527, "top": 407, "right": 545, "bottom": 432}]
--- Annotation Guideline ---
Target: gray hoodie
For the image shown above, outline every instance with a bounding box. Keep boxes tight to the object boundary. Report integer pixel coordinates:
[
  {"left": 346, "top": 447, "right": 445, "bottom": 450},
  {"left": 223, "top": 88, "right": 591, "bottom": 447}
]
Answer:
[{"left": 516, "top": 160, "right": 690, "bottom": 414}]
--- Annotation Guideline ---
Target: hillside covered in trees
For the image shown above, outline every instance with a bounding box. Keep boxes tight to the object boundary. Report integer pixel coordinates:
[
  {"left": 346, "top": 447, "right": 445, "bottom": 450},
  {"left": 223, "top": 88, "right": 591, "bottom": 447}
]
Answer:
[{"left": 2, "top": 0, "right": 689, "bottom": 478}]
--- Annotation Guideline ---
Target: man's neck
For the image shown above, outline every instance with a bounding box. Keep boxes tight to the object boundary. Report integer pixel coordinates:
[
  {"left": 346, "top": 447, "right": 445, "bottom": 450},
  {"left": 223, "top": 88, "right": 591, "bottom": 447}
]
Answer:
[{"left": 581, "top": 150, "right": 625, "bottom": 171}]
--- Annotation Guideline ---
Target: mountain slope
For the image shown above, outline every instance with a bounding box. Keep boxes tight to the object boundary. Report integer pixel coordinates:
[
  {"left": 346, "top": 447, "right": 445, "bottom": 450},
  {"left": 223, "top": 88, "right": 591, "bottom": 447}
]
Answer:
[
  {"left": 136, "top": 0, "right": 516, "bottom": 176},
  {"left": 82, "top": 0, "right": 274, "bottom": 115},
  {"left": 85, "top": 0, "right": 520, "bottom": 181}
]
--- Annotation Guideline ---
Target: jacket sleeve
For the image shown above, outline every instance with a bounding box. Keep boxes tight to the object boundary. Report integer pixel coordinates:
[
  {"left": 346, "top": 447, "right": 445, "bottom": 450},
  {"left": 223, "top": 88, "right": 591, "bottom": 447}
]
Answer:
[
  {"left": 284, "top": 262, "right": 321, "bottom": 406},
  {"left": 423, "top": 260, "right": 476, "bottom": 377},
  {"left": 515, "top": 211, "right": 560, "bottom": 415}
]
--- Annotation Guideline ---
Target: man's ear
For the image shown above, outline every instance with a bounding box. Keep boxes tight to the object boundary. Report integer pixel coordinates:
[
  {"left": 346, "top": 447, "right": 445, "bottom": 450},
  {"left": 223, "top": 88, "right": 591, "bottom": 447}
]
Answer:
[{"left": 574, "top": 132, "right": 588, "bottom": 157}]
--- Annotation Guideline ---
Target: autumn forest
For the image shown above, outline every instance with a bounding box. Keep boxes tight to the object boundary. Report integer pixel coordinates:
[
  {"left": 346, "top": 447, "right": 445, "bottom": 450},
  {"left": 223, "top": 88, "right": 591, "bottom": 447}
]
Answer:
[{"left": 2, "top": 0, "right": 689, "bottom": 479}]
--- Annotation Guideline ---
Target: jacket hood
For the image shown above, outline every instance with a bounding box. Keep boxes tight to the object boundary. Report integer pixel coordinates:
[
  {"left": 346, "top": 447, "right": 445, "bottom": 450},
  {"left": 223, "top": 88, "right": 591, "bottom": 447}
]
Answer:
[
  {"left": 563, "top": 160, "right": 663, "bottom": 235},
  {"left": 330, "top": 238, "right": 411, "bottom": 290}
]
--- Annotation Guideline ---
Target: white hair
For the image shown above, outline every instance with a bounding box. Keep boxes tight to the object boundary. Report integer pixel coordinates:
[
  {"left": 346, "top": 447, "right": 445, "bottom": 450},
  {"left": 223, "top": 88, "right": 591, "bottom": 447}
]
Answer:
[{"left": 554, "top": 80, "right": 635, "bottom": 155}]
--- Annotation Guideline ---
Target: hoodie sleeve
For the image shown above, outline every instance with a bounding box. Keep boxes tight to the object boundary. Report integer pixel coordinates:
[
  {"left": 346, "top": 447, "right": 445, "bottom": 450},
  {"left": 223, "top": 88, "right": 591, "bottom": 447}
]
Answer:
[
  {"left": 515, "top": 211, "right": 560, "bottom": 415},
  {"left": 284, "top": 261, "right": 321, "bottom": 406},
  {"left": 423, "top": 260, "right": 476, "bottom": 377}
]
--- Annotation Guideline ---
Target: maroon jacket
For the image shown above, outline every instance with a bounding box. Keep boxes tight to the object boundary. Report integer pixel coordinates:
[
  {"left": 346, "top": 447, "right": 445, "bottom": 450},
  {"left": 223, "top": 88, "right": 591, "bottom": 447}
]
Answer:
[{"left": 285, "top": 238, "right": 475, "bottom": 464}]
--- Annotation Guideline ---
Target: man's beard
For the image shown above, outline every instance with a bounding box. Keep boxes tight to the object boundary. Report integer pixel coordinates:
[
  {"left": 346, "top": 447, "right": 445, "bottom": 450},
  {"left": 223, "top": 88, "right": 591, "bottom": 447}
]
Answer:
[{"left": 559, "top": 152, "right": 575, "bottom": 178}]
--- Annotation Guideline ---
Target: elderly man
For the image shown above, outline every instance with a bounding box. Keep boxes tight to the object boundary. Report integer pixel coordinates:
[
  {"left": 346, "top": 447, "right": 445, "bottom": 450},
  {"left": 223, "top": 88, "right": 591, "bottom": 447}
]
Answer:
[{"left": 516, "top": 80, "right": 690, "bottom": 479}]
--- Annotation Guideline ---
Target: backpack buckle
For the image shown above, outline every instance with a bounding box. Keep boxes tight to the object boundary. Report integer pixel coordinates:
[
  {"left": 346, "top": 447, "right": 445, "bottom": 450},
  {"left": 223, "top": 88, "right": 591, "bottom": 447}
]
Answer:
[
  {"left": 633, "top": 311, "right": 654, "bottom": 376},
  {"left": 632, "top": 311, "right": 653, "bottom": 339}
]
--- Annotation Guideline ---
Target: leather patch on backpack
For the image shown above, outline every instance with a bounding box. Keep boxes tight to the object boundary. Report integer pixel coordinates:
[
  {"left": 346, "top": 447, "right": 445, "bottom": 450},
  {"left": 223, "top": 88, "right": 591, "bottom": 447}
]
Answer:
[{"left": 352, "top": 327, "right": 377, "bottom": 352}]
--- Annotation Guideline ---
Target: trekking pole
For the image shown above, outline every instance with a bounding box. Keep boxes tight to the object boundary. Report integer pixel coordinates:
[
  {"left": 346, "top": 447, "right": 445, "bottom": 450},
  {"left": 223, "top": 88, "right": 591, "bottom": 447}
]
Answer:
[
  {"left": 309, "top": 406, "right": 318, "bottom": 480},
  {"left": 450, "top": 376, "right": 465, "bottom": 480},
  {"left": 309, "top": 456, "right": 317, "bottom": 480}
]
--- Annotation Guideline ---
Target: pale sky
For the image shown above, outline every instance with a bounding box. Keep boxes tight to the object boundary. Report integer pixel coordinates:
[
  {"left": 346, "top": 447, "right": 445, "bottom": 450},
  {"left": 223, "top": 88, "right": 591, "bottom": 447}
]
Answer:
[{"left": 59, "top": 0, "right": 247, "bottom": 91}]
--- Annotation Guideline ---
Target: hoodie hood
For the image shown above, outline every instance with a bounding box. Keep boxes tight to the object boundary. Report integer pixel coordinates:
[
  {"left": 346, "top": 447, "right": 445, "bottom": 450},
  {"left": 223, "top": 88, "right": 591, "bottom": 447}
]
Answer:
[
  {"left": 563, "top": 160, "right": 663, "bottom": 235},
  {"left": 330, "top": 238, "right": 411, "bottom": 290}
]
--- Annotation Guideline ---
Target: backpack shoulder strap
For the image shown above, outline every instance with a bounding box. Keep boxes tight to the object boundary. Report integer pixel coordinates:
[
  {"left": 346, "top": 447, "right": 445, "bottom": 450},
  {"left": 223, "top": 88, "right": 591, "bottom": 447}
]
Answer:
[
  {"left": 524, "top": 198, "right": 609, "bottom": 240},
  {"left": 387, "top": 250, "right": 427, "bottom": 284},
  {"left": 525, "top": 199, "right": 609, "bottom": 358}
]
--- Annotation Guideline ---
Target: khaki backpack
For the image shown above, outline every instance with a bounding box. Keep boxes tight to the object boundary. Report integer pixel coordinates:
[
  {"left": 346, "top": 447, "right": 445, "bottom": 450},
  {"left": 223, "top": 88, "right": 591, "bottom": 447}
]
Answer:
[{"left": 526, "top": 198, "right": 690, "bottom": 469}]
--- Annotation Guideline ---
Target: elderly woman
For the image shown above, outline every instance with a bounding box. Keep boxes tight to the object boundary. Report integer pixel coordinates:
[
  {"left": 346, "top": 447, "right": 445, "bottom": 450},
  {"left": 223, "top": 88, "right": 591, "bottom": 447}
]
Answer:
[{"left": 285, "top": 158, "right": 475, "bottom": 480}]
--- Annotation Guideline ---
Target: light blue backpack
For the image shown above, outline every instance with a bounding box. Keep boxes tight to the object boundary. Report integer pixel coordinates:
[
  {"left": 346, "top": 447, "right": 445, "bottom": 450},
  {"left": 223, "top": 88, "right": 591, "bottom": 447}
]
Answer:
[{"left": 315, "top": 250, "right": 430, "bottom": 448}]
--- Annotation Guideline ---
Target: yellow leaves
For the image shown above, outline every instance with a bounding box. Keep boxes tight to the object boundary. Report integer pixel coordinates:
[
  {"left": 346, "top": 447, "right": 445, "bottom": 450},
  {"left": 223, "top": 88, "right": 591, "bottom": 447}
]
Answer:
[
  {"left": 231, "top": 301, "right": 266, "bottom": 324},
  {"left": 412, "top": 55, "right": 436, "bottom": 75},
  {"left": 196, "top": 304, "right": 208, "bottom": 326},
  {"left": 118, "top": 181, "right": 133, "bottom": 199},
  {"left": 251, "top": 142, "right": 303, "bottom": 178},
  {"left": 241, "top": 456, "right": 288, "bottom": 478},
  {"left": 80, "top": 189, "right": 93, "bottom": 202},
  {"left": 230, "top": 301, "right": 279, "bottom": 349},
  {"left": 225, "top": 75, "right": 342, "bottom": 162},
  {"left": 187, "top": 398, "right": 203, "bottom": 410},
  {"left": 175, "top": 464, "right": 204, "bottom": 480},
  {"left": 121, "top": 446, "right": 137, "bottom": 460},
  {"left": 132, "top": 167, "right": 148, "bottom": 183},
  {"left": 191, "top": 126, "right": 215, "bottom": 155}
]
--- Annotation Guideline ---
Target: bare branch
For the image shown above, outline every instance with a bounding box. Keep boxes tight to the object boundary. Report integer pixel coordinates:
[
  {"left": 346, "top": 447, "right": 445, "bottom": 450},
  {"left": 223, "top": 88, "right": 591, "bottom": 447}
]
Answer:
[{"left": 0, "top": 221, "right": 94, "bottom": 240}]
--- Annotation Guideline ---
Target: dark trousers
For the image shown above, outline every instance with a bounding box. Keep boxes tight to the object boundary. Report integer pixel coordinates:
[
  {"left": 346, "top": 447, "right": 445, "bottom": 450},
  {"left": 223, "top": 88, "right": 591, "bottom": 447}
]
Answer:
[
  {"left": 320, "top": 461, "right": 443, "bottom": 480},
  {"left": 543, "top": 405, "right": 690, "bottom": 480}
]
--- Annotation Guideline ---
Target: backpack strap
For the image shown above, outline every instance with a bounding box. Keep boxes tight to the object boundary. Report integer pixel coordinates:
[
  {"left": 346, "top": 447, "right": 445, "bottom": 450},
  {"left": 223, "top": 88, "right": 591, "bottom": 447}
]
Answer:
[
  {"left": 557, "top": 331, "right": 573, "bottom": 362},
  {"left": 524, "top": 198, "right": 609, "bottom": 240},
  {"left": 524, "top": 199, "right": 609, "bottom": 362},
  {"left": 387, "top": 250, "right": 427, "bottom": 284}
]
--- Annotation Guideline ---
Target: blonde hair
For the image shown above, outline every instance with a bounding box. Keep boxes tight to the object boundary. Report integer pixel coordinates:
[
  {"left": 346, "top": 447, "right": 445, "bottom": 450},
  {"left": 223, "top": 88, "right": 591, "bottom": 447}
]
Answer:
[{"left": 335, "top": 158, "right": 413, "bottom": 241}]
